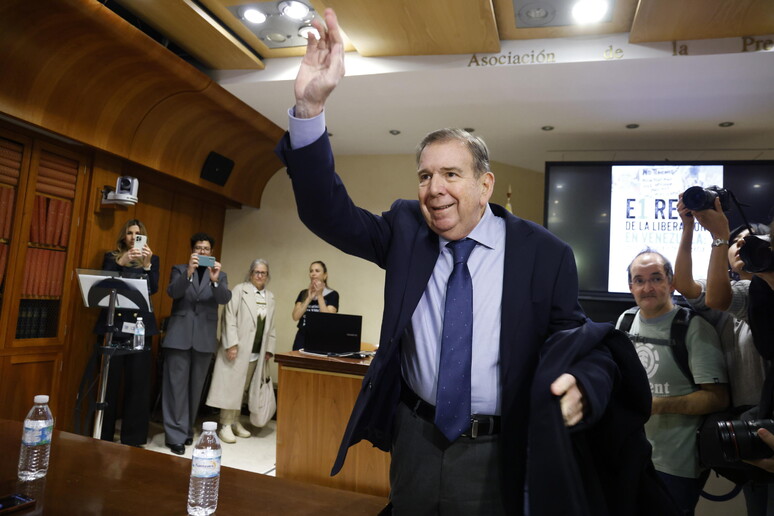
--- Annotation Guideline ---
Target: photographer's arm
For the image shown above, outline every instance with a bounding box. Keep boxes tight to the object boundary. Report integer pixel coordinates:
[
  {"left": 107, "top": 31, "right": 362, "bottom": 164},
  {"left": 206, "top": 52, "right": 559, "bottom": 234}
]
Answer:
[
  {"left": 692, "top": 198, "right": 733, "bottom": 311},
  {"left": 651, "top": 383, "right": 729, "bottom": 415},
  {"left": 673, "top": 196, "right": 702, "bottom": 299}
]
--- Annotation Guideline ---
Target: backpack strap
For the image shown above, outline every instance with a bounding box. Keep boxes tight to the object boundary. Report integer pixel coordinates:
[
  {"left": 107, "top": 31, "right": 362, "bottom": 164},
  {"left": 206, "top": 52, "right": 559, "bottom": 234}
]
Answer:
[
  {"left": 669, "top": 306, "right": 695, "bottom": 384},
  {"left": 618, "top": 306, "right": 639, "bottom": 333}
]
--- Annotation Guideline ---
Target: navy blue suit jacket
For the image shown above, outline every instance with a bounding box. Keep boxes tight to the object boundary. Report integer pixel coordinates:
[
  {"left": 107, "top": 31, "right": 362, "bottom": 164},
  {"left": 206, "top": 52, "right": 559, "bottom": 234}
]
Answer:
[{"left": 276, "top": 132, "right": 616, "bottom": 513}]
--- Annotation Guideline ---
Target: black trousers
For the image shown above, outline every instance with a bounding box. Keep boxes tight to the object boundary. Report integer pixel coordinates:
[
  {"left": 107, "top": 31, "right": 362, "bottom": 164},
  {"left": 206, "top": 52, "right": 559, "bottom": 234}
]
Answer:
[{"left": 99, "top": 340, "right": 152, "bottom": 446}]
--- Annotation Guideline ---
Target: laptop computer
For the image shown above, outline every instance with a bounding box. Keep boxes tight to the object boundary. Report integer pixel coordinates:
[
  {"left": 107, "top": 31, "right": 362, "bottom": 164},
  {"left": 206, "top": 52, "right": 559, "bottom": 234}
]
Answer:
[{"left": 303, "top": 312, "right": 362, "bottom": 356}]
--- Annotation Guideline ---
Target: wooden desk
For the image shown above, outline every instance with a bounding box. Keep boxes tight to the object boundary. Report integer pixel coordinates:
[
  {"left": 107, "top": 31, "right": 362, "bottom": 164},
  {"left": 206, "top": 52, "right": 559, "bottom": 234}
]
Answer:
[
  {"left": 275, "top": 352, "right": 390, "bottom": 497},
  {"left": 0, "top": 419, "right": 387, "bottom": 515}
]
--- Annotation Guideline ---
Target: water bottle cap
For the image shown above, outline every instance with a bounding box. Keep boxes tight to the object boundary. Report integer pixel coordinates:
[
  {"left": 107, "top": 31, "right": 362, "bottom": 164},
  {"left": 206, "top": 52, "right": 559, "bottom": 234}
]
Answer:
[
  {"left": 34, "top": 395, "right": 49, "bottom": 404},
  {"left": 137, "top": 317, "right": 143, "bottom": 321},
  {"left": 202, "top": 421, "right": 217, "bottom": 432}
]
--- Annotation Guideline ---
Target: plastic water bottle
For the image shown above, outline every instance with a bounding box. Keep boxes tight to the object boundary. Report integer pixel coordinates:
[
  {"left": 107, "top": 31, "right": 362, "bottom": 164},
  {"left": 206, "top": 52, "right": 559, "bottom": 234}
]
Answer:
[
  {"left": 187, "top": 421, "right": 221, "bottom": 516},
  {"left": 133, "top": 317, "right": 145, "bottom": 350},
  {"left": 18, "top": 395, "right": 54, "bottom": 481}
]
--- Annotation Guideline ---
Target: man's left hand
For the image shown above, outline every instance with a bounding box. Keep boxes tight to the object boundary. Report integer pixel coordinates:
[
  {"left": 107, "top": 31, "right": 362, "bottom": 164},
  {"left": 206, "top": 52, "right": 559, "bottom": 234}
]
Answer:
[
  {"left": 551, "top": 373, "right": 585, "bottom": 427},
  {"left": 209, "top": 262, "right": 222, "bottom": 282}
]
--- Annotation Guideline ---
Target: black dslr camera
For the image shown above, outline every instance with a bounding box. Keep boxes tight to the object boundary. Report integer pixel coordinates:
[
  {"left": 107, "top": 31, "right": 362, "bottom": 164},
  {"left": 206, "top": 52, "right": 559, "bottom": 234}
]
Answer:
[
  {"left": 682, "top": 185, "right": 731, "bottom": 212},
  {"left": 716, "top": 419, "right": 774, "bottom": 462},
  {"left": 740, "top": 234, "right": 774, "bottom": 273}
]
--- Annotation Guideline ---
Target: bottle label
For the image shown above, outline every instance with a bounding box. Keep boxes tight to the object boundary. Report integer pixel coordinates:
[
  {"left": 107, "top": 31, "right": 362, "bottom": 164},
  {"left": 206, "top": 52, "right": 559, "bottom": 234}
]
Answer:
[
  {"left": 191, "top": 449, "right": 222, "bottom": 478},
  {"left": 22, "top": 420, "right": 53, "bottom": 446}
]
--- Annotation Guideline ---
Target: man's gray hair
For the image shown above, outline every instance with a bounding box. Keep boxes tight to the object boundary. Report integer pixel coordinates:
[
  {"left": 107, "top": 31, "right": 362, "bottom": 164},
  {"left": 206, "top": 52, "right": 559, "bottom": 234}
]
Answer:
[{"left": 416, "top": 128, "right": 491, "bottom": 177}]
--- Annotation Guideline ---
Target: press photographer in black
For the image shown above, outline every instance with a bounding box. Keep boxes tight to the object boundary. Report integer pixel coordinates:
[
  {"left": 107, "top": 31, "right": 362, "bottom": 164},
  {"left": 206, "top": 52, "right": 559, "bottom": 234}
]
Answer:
[{"left": 745, "top": 220, "right": 774, "bottom": 474}]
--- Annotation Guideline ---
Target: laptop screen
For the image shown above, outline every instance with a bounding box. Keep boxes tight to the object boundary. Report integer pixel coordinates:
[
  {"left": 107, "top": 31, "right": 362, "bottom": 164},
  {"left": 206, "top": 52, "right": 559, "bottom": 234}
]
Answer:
[{"left": 303, "top": 312, "right": 362, "bottom": 355}]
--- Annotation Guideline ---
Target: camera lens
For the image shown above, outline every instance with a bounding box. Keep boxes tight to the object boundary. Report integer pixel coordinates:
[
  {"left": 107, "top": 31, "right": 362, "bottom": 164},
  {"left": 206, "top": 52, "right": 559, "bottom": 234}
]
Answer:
[
  {"left": 718, "top": 419, "right": 774, "bottom": 462},
  {"left": 683, "top": 186, "right": 716, "bottom": 211},
  {"left": 739, "top": 235, "right": 774, "bottom": 273}
]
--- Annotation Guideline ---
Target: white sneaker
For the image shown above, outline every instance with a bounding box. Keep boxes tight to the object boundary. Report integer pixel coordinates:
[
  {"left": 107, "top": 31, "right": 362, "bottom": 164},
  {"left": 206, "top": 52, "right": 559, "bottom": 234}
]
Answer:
[
  {"left": 219, "top": 425, "right": 236, "bottom": 444},
  {"left": 233, "top": 422, "right": 251, "bottom": 438}
]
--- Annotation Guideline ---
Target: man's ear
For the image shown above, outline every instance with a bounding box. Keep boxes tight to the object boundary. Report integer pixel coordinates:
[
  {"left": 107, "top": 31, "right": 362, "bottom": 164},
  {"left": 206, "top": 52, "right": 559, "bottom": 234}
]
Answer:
[{"left": 480, "top": 172, "right": 495, "bottom": 202}]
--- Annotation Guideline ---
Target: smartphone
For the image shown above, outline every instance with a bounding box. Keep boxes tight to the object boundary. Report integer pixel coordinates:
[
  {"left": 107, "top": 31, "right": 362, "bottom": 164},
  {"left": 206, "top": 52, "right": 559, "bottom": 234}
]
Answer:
[
  {"left": 133, "top": 234, "right": 147, "bottom": 250},
  {"left": 197, "top": 254, "right": 216, "bottom": 268},
  {"left": 0, "top": 494, "right": 35, "bottom": 513}
]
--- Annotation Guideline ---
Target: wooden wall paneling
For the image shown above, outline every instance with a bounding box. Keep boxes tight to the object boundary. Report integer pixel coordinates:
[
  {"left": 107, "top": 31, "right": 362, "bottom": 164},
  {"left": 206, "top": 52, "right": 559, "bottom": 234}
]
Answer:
[
  {"left": 128, "top": 87, "right": 284, "bottom": 209},
  {"left": 0, "top": 352, "right": 61, "bottom": 422},
  {"left": 0, "top": 126, "right": 33, "bottom": 347},
  {"left": 11, "top": 140, "right": 88, "bottom": 349},
  {"left": 0, "top": 0, "right": 284, "bottom": 210}
]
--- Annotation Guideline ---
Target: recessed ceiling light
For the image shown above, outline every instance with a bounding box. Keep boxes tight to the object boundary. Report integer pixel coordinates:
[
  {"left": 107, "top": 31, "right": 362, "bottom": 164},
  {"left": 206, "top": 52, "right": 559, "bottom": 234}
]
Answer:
[
  {"left": 753, "top": 184, "right": 761, "bottom": 188},
  {"left": 572, "top": 0, "right": 609, "bottom": 24},
  {"left": 541, "top": 125, "right": 554, "bottom": 131},
  {"left": 389, "top": 129, "right": 401, "bottom": 135},
  {"left": 525, "top": 7, "right": 550, "bottom": 19},
  {"left": 517, "top": 2, "right": 556, "bottom": 27},
  {"left": 298, "top": 25, "right": 319, "bottom": 39},
  {"left": 279, "top": 1, "right": 310, "bottom": 21},
  {"left": 264, "top": 32, "right": 288, "bottom": 43},
  {"left": 242, "top": 8, "right": 267, "bottom": 24},
  {"left": 719, "top": 121, "right": 735, "bottom": 128},
  {"left": 626, "top": 123, "right": 640, "bottom": 129},
  {"left": 463, "top": 127, "right": 475, "bottom": 133}
]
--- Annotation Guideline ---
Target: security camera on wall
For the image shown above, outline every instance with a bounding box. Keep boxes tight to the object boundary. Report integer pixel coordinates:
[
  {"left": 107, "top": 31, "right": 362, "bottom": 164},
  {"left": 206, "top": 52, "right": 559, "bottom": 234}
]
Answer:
[{"left": 101, "top": 176, "right": 139, "bottom": 206}]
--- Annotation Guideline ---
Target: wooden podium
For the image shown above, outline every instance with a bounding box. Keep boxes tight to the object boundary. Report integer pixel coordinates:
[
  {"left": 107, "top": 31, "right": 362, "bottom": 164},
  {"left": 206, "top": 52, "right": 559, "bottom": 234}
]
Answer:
[{"left": 275, "top": 351, "right": 390, "bottom": 497}]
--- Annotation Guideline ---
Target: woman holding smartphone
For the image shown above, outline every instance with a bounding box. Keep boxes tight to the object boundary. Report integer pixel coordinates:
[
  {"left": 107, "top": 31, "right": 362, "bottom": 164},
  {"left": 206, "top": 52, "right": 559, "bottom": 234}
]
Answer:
[{"left": 92, "top": 218, "right": 160, "bottom": 446}]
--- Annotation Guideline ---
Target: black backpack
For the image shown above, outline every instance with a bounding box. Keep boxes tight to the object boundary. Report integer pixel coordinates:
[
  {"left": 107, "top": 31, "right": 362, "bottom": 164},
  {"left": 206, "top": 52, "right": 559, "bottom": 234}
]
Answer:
[{"left": 618, "top": 306, "right": 694, "bottom": 383}]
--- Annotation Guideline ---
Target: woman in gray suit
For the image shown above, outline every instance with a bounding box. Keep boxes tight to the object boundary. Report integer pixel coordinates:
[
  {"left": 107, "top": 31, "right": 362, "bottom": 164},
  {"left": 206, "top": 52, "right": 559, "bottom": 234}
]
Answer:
[
  {"left": 206, "top": 258, "right": 276, "bottom": 443},
  {"left": 162, "top": 232, "right": 231, "bottom": 455}
]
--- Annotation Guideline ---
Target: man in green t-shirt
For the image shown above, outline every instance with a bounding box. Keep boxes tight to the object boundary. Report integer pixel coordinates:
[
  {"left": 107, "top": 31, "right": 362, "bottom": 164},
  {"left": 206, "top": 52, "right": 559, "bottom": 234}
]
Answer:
[{"left": 616, "top": 249, "right": 729, "bottom": 515}]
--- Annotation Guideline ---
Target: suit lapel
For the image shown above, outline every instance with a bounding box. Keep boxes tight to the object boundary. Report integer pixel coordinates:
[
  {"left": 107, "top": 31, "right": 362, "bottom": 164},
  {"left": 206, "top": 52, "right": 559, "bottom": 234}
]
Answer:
[
  {"left": 494, "top": 205, "right": 537, "bottom": 370},
  {"left": 397, "top": 224, "right": 439, "bottom": 332}
]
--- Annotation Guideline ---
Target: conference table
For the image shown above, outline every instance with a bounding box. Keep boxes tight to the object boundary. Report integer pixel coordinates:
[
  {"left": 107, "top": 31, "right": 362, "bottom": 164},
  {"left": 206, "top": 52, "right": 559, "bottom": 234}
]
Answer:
[{"left": 0, "top": 419, "right": 388, "bottom": 515}]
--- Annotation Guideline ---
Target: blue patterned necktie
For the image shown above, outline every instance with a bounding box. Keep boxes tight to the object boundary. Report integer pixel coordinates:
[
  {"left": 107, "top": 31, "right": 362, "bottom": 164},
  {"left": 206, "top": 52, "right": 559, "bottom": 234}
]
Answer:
[{"left": 435, "top": 238, "right": 477, "bottom": 442}]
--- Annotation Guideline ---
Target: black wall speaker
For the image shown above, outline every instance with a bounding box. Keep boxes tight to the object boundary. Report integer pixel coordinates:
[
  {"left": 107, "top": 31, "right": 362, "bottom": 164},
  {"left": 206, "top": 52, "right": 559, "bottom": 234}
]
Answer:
[{"left": 200, "top": 151, "right": 234, "bottom": 186}]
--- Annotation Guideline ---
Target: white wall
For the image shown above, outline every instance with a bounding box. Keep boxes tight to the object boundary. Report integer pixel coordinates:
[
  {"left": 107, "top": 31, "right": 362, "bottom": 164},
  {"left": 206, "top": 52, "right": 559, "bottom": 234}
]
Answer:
[{"left": 220, "top": 151, "right": 542, "bottom": 377}]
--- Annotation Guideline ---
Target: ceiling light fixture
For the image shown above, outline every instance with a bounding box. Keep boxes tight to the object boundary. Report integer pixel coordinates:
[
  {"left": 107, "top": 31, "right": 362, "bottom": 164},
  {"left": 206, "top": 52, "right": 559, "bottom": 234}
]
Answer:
[
  {"left": 719, "top": 121, "right": 735, "bottom": 128},
  {"left": 626, "top": 123, "right": 640, "bottom": 129},
  {"left": 517, "top": 2, "right": 556, "bottom": 27},
  {"left": 298, "top": 25, "right": 319, "bottom": 39},
  {"left": 389, "top": 129, "right": 401, "bottom": 135},
  {"left": 242, "top": 8, "right": 267, "bottom": 24},
  {"left": 463, "top": 127, "right": 475, "bottom": 133},
  {"left": 264, "top": 32, "right": 287, "bottom": 43},
  {"left": 541, "top": 125, "right": 554, "bottom": 131},
  {"left": 571, "top": 0, "right": 609, "bottom": 24},
  {"left": 279, "top": 1, "right": 310, "bottom": 21}
]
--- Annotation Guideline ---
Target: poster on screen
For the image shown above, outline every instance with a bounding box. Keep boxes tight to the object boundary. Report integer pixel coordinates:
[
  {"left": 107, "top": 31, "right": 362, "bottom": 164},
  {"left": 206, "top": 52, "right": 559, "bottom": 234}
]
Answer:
[{"left": 608, "top": 165, "right": 724, "bottom": 293}]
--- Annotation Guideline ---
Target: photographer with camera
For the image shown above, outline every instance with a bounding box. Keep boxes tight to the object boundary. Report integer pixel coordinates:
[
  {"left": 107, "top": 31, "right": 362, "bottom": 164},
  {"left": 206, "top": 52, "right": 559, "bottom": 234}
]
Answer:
[{"left": 676, "top": 192, "right": 773, "bottom": 514}]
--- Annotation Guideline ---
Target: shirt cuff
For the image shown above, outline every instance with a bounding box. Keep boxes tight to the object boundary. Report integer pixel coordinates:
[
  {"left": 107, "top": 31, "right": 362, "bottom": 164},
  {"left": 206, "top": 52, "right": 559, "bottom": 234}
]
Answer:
[{"left": 288, "top": 107, "right": 326, "bottom": 150}]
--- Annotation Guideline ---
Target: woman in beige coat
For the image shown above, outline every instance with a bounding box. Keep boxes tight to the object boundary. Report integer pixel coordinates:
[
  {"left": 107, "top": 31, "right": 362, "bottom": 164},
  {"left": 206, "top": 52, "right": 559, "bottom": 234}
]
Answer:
[{"left": 206, "top": 258, "right": 276, "bottom": 443}]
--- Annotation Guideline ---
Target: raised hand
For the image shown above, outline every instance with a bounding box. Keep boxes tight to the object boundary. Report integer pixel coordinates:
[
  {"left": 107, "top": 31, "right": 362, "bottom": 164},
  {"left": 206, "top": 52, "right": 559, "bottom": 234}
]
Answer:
[{"left": 294, "top": 8, "right": 345, "bottom": 119}]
